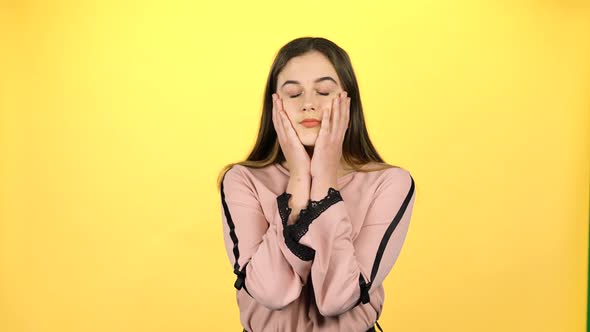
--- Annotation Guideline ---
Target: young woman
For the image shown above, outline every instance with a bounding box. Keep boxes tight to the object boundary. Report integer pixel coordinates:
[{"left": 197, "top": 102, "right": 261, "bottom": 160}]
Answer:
[{"left": 217, "top": 37, "right": 417, "bottom": 332}]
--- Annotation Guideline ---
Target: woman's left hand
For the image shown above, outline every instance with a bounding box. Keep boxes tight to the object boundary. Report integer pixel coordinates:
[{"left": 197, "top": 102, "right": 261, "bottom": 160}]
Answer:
[{"left": 310, "top": 91, "right": 351, "bottom": 186}]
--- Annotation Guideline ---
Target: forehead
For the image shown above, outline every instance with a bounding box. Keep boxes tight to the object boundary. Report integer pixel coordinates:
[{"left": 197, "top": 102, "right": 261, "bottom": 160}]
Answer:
[{"left": 277, "top": 51, "right": 340, "bottom": 85}]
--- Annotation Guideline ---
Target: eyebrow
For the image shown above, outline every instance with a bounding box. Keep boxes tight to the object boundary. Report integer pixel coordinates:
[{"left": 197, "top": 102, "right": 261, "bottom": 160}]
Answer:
[{"left": 280, "top": 76, "right": 337, "bottom": 88}]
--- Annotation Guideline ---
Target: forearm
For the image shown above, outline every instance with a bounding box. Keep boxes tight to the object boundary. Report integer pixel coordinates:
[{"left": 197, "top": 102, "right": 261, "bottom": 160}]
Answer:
[{"left": 286, "top": 173, "right": 311, "bottom": 225}]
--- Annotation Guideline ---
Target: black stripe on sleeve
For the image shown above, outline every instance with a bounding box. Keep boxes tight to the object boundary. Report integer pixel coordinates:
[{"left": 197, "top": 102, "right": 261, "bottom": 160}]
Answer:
[
  {"left": 220, "top": 172, "right": 254, "bottom": 298},
  {"left": 356, "top": 175, "right": 416, "bottom": 306}
]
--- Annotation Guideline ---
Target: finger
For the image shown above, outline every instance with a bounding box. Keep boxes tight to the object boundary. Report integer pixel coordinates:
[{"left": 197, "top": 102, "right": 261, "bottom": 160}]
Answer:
[
  {"left": 271, "top": 93, "right": 279, "bottom": 132},
  {"left": 330, "top": 93, "right": 339, "bottom": 135},
  {"left": 280, "top": 110, "right": 298, "bottom": 140},
  {"left": 338, "top": 91, "right": 348, "bottom": 136},
  {"left": 319, "top": 100, "right": 330, "bottom": 137},
  {"left": 277, "top": 96, "right": 297, "bottom": 139},
  {"left": 334, "top": 91, "right": 346, "bottom": 136},
  {"left": 321, "top": 97, "right": 334, "bottom": 136},
  {"left": 272, "top": 94, "right": 280, "bottom": 135},
  {"left": 273, "top": 94, "right": 286, "bottom": 143},
  {"left": 277, "top": 96, "right": 290, "bottom": 140},
  {"left": 345, "top": 96, "right": 351, "bottom": 132}
]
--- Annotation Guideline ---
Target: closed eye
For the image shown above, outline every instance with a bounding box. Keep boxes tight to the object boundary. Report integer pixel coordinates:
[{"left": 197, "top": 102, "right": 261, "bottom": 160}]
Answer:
[{"left": 290, "top": 91, "right": 330, "bottom": 98}]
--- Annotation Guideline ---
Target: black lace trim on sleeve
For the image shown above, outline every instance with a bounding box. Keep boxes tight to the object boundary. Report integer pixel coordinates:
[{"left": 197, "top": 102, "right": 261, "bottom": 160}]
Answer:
[
  {"left": 277, "top": 191, "right": 316, "bottom": 261},
  {"left": 277, "top": 191, "right": 292, "bottom": 225},
  {"left": 286, "top": 187, "right": 343, "bottom": 242}
]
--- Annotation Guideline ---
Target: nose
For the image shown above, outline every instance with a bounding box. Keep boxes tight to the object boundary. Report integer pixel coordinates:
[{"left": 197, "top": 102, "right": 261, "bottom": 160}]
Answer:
[{"left": 301, "top": 92, "right": 320, "bottom": 112}]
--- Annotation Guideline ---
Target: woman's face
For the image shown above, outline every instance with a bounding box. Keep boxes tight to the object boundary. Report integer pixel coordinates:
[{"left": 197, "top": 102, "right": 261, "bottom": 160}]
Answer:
[{"left": 276, "top": 51, "right": 344, "bottom": 146}]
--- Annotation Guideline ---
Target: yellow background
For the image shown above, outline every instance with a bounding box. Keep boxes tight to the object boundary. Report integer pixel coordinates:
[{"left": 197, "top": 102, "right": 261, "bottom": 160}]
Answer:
[{"left": 1, "top": 0, "right": 589, "bottom": 331}]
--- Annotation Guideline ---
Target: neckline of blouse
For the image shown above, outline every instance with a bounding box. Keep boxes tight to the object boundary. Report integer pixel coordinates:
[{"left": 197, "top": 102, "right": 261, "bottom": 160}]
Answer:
[{"left": 274, "top": 163, "right": 356, "bottom": 182}]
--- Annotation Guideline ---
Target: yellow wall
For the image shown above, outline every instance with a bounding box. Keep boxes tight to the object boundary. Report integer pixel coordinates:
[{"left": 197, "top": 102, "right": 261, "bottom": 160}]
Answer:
[{"left": 1, "top": 0, "right": 589, "bottom": 331}]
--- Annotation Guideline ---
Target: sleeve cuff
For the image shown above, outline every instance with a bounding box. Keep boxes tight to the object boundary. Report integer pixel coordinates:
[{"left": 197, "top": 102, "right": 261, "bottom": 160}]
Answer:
[
  {"left": 289, "top": 187, "right": 343, "bottom": 239},
  {"left": 276, "top": 188, "right": 343, "bottom": 261},
  {"left": 277, "top": 191, "right": 316, "bottom": 261},
  {"left": 280, "top": 187, "right": 342, "bottom": 247}
]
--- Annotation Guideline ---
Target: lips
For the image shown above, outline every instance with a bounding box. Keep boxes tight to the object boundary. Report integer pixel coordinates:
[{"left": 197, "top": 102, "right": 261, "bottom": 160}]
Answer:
[
  {"left": 300, "top": 118, "right": 321, "bottom": 124},
  {"left": 300, "top": 119, "right": 321, "bottom": 128}
]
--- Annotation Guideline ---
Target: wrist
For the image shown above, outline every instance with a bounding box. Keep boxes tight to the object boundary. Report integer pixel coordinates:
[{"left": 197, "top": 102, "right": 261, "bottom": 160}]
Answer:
[
  {"left": 310, "top": 177, "right": 338, "bottom": 201},
  {"left": 290, "top": 169, "right": 310, "bottom": 179},
  {"left": 287, "top": 173, "right": 311, "bottom": 191}
]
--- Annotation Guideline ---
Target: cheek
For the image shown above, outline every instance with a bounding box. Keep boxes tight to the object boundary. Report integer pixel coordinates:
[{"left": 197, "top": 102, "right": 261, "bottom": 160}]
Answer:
[
  {"left": 282, "top": 101, "right": 300, "bottom": 115},
  {"left": 282, "top": 109, "right": 297, "bottom": 124}
]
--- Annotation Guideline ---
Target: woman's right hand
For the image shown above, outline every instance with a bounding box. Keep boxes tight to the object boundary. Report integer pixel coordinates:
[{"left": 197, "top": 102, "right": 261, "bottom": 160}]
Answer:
[{"left": 272, "top": 93, "right": 310, "bottom": 177}]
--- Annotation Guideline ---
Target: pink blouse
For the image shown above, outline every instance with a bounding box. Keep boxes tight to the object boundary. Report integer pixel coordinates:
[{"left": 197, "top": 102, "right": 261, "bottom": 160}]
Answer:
[{"left": 220, "top": 163, "right": 416, "bottom": 332}]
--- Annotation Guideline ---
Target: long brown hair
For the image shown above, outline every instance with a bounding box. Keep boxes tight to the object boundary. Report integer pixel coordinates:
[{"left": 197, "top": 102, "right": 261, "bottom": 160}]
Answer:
[{"left": 216, "top": 36, "right": 397, "bottom": 190}]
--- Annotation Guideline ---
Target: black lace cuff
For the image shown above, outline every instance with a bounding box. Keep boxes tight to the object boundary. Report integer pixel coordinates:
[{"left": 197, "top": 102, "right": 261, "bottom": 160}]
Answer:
[
  {"left": 286, "top": 187, "right": 343, "bottom": 242},
  {"left": 277, "top": 191, "right": 316, "bottom": 261},
  {"left": 277, "top": 191, "right": 293, "bottom": 225}
]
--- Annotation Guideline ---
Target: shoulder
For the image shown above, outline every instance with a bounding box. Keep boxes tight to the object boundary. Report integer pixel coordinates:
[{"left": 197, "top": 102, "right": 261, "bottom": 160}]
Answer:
[
  {"left": 357, "top": 162, "right": 397, "bottom": 172},
  {"left": 221, "top": 164, "right": 251, "bottom": 189},
  {"left": 372, "top": 164, "right": 414, "bottom": 195},
  {"left": 384, "top": 164, "right": 412, "bottom": 178},
  {"left": 385, "top": 165, "right": 413, "bottom": 183},
  {"left": 222, "top": 164, "right": 242, "bottom": 181},
  {"left": 222, "top": 163, "right": 279, "bottom": 190},
  {"left": 359, "top": 162, "right": 411, "bottom": 178}
]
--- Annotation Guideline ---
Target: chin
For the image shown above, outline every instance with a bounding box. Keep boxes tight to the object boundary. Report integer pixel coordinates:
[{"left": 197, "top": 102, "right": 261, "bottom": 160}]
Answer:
[{"left": 299, "top": 133, "right": 318, "bottom": 146}]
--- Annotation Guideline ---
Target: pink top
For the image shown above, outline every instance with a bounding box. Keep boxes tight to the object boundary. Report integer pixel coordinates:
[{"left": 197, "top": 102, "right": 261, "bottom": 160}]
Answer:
[{"left": 220, "top": 163, "right": 416, "bottom": 332}]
